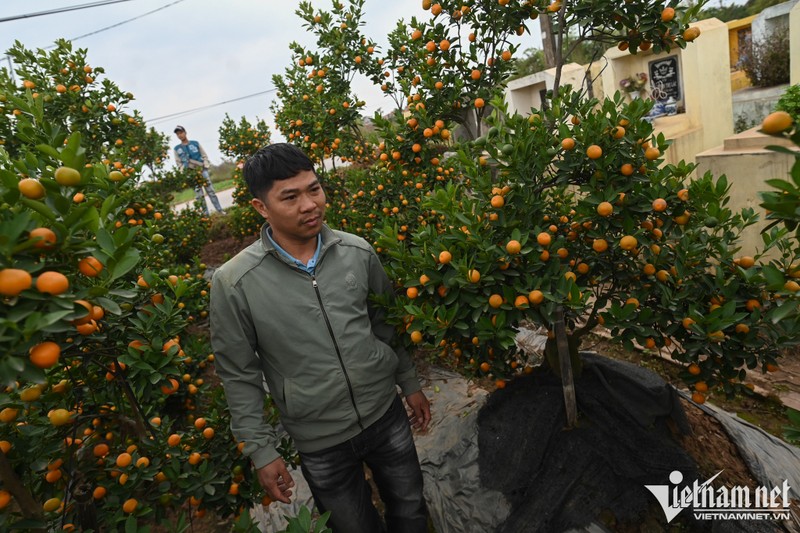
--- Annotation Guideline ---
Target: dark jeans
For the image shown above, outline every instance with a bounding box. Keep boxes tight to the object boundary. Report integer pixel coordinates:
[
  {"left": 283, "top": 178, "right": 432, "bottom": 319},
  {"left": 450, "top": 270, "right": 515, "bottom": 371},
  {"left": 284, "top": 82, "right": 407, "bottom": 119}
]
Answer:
[{"left": 298, "top": 395, "right": 428, "bottom": 533}]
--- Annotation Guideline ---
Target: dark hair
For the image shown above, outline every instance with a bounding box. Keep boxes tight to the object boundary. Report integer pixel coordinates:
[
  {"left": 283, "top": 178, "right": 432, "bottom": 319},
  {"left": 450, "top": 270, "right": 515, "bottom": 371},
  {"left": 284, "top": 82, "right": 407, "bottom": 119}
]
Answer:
[{"left": 243, "top": 143, "right": 316, "bottom": 200}]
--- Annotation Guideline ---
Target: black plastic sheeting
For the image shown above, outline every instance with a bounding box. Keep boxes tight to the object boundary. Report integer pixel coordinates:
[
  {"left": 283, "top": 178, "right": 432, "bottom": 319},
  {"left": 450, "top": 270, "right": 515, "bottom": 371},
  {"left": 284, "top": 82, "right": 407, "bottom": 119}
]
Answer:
[{"left": 477, "top": 353, "right": 789, "bottom": 533}]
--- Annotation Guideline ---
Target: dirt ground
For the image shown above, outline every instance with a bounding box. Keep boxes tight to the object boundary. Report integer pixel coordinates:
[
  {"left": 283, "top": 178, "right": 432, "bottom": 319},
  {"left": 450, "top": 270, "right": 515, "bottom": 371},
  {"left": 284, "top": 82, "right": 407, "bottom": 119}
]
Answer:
[
  {"left": 200, "top": 234, "right": 258, "bottom": 266},
  {"left": 150, "top": 508, "right": 229, "bottom": 533},
  {"left": 586, "top": 334, "right": 794, "bottom": 440},
  {"left": 677, "top": 397, "right": 760, "bottom": 488}
]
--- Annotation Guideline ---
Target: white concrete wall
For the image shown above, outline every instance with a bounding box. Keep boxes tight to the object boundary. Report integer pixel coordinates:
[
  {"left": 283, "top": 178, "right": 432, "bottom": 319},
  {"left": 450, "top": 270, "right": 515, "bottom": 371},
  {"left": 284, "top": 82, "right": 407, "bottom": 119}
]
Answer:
[
  {"left": 686, "top": 18, "right": 735, "bottom": 150},
  {"left": 752, "top": 0, "right": 797, "bottom": 43},
  {"left": 732, "top": 84, "right": 790, "bottom": 129},
  {"left": 504, "top": 63, "right": 585, "bottom": 115}
]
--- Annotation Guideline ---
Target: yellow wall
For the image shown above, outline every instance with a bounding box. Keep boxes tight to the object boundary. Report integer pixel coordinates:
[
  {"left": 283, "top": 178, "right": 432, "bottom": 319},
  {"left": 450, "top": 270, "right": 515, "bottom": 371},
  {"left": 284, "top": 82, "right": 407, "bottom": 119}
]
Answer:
[
  {"left": 727, "top": 15, "right": 757, "bottom": 67},
  {"left": 730, "top": 70, "right": 751, "bottom": 92}
]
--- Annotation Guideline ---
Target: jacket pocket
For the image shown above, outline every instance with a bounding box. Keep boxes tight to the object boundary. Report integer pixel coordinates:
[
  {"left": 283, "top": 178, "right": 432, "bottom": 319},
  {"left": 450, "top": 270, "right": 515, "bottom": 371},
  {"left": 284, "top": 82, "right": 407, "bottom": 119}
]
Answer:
[
  {"left": 283, "top": 377, "right": 321, "bottom": 420},
  {"left": 354, "top": 337, "right": 399, "bottom": 380}
]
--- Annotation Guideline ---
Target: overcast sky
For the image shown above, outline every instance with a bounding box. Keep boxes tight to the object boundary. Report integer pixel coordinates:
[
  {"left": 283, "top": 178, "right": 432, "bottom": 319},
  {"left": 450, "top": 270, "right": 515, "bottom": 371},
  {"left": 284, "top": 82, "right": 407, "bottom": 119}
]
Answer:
[{"left": 1, "top": 0, "right": 541, "bottom": 167}]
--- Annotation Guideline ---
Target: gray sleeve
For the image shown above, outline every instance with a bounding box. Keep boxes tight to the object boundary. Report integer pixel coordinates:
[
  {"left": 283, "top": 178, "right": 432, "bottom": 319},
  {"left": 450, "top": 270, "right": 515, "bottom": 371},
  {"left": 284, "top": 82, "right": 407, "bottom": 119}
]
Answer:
[
  {"left": 209, "top": 269, "right": 280, "bottom": 469},
  {"left": 198, "top": 143, "right": 211, "bottom": 169}
]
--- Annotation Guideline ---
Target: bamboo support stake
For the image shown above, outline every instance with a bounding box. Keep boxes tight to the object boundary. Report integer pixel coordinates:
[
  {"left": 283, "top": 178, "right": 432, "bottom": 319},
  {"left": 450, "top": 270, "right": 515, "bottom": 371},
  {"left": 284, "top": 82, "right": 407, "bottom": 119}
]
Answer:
[{"left": 554, "top": 306, "right": 577, "bottom": 428}]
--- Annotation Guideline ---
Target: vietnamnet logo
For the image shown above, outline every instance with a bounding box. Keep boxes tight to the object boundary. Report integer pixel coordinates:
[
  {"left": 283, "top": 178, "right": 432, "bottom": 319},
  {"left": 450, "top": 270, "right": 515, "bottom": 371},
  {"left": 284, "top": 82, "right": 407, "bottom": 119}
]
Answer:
[{"left": 645, "top": 470, "right": 792, "bottom": 522}]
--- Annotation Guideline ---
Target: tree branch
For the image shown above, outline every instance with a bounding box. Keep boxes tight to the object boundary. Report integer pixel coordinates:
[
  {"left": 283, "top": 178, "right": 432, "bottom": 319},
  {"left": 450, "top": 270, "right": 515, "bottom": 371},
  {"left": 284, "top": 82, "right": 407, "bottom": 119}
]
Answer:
[{"left": 0, "top": 451, "right": 45, "bottom": 528}]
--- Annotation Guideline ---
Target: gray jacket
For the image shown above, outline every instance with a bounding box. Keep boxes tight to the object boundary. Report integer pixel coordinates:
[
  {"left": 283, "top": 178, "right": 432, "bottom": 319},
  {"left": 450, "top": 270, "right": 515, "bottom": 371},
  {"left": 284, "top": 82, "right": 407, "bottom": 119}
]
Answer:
[{"left": 210, "top": 224, "right": 421, "bottom": 468}]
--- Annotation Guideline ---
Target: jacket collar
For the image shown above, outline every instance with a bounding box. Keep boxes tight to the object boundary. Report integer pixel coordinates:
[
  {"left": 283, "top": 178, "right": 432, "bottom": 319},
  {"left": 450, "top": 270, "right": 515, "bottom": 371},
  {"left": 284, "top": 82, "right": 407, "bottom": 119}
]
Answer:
[{"left": 259, "top": 223, "right": 341, "bottom": 260}]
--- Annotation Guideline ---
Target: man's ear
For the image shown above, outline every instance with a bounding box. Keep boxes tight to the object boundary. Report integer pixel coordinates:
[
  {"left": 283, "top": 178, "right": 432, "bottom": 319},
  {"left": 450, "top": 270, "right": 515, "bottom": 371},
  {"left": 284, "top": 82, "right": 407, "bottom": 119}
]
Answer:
[{"left": 251, "top": 197, "right": 269, "bottom": 221}]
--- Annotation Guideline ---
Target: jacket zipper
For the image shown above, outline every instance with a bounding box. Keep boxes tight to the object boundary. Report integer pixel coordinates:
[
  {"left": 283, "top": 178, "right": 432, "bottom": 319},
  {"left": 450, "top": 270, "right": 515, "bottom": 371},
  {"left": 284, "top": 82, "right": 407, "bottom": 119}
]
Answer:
[{"left": 311, "top": 275, "right": 364, "bottom": 430}]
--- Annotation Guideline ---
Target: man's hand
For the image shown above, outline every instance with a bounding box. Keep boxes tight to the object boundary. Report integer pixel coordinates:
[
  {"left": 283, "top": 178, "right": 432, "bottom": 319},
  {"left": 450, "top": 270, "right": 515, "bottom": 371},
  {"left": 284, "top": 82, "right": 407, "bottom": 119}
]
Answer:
[
  {"left": 405, "top": 390, "right": 431, "bottom": 432},
  {"left": 256, "top": 457, "right": 295, "bottom": 504}
]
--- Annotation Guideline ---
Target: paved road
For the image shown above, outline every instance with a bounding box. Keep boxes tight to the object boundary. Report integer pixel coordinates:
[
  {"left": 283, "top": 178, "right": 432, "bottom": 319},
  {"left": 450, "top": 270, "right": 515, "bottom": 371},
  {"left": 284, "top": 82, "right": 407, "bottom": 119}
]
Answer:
[{"left": 173, "top": 186, "right": 236, "bottom": 213}]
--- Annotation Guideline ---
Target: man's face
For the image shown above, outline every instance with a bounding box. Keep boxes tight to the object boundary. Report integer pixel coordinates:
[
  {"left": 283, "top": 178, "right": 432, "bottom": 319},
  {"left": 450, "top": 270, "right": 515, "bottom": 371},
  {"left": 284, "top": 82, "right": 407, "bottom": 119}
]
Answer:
[
  {"left": 175, "top": 130, "right": 187, "bottom": 142},
  {"left": 251, "top": 169, "right": 326, "bottom": 246}
]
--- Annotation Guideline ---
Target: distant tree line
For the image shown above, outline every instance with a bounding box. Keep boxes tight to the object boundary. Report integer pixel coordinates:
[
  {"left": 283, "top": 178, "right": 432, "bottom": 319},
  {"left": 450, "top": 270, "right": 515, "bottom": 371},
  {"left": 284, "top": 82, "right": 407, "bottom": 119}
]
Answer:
[{"left": 698, "top": 0, "right": 787, "bottom": 23}]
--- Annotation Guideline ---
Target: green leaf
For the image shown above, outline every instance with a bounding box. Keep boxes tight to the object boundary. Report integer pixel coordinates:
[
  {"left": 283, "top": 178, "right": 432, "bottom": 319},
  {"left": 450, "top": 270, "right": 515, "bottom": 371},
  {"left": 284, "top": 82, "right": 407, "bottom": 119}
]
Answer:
[
  {"left": 62, "top": 203, "right": 89, "bottom": 230},
  {"left": 61, "top": 131, "right": 86, "bottom": 168},
  {"left": 0, "top": 168, "right": 19, "bottom": 189},
  {"left": 35, "top": 144, "right": 61, "bottom": 160},
  {"left": 19, "top": 197, "right": 56, "bottom": 222},
  {"left": 313, "top": 511, "right": 333, "bottom": 532},
  {"left": 715, "top": 174, "right": 728, "bottom": 195},
  {"left": 94, "top": 296, "right": 122, "bottom": 315},
  {"left": 9, "top": 518, "right": 48, "bottom": 530},
  {"left": 764, "top": 179, "right": 797, "bottom": 193},
  {"left": 762, "top": 264, "right": 785, "bottom": 290},
  {"left": 96, "top": 228, "right": 116, "bottom": 255},
  {"left": 0, "top": 210, "right": 32, "bottom": 247},
  {"left": 38, "top": 310, "right": 73, "bottom": 329},
  {"left": 768, "top": 299, "right": 798, "bottom": 324},
  {"left": 109, "top": 288, "right": 138, "bottom": 298},
  {"left": 765, "top": 145, "right": 799, "bottom": 156},
  {"left": 100, "top": 193, "right": 117, "bottom": 220},
  {"left": 125, "top": 515, "right": 138, "bottom": 533},
  {"left": 85, "top": 206, "right": 100, "bottom": 232}
]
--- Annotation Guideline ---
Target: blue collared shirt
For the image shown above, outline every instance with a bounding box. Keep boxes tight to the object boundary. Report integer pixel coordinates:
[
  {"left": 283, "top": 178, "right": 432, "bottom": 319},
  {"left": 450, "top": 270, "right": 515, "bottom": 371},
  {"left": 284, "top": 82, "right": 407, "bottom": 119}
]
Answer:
[{"left": 266, "top": 228, "right": 322, "bottom": 275}]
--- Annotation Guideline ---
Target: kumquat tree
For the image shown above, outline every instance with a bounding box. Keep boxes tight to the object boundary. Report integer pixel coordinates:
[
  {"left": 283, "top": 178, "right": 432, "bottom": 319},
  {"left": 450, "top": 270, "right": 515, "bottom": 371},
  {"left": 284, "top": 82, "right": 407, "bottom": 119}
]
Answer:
[
  {"left": 370, "top": 0, "right": 800, "bottom": 400},
  {"left": 218, "top": 114, "right": 273, "bottom": 239},
  {"left": 359, "top": 0, "right": 532, "bottom": 142},
  {"left": 0, "top": 41, "right": 291, "bottom": 531},
  {"left": 273, "top": 0, "right": 800, "bottom": 404},
  {"left": 377, "top": 93, "right": 799, "bottom": 398},
  {"left": 270, "top": 1, "right": 373, "bottom": 171}
]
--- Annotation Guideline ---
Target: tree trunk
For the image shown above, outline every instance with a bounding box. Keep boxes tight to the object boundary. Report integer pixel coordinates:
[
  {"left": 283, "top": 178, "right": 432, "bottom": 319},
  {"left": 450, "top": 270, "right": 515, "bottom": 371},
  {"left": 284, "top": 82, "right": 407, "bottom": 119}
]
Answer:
[
  {"left": 0, "top": 451, "right": 45, "bottom": 529},
  {"left": 554, "top": 307, "right": 578, "bottom": 429},
  {"left": 540, "top": 15, "right": 557, "bottom": 69}
]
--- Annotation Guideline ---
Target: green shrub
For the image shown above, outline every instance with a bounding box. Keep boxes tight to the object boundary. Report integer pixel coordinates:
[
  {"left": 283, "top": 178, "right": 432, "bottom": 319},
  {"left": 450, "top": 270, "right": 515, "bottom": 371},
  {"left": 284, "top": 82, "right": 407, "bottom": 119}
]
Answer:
[
  {"left": 157, "top": 204, "right": 212, "bottom": 264},
  {"left": 734, "top": 114, "right": 758, "bottom": 134},
  {"left": 279, "top": 506, "right": 332, "bottom": 533},
  {"left": 139, "top": 168, "right": 184, "bottom": 204},
  {"left": 208, "top": 214, "right": 234, "bottom": 242},
  {"left": 737, "top": 29, "right": 790, "bottom": 88},
  {"left": 226, "top": 203, "right": 263, "bottom": 240},
  {"left": 776, "top": 84, "right": 800, "bottom": 122},
  {"left": 209, "top": 161, "right": 235, "bottom": 183}
]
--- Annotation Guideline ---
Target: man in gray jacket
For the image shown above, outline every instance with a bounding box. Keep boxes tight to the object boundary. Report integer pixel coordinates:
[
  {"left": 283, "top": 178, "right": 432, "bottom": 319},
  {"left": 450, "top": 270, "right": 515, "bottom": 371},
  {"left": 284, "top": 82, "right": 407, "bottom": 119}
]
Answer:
[{"left": 210, "top": 143, "right": 430, "bottom": 532}]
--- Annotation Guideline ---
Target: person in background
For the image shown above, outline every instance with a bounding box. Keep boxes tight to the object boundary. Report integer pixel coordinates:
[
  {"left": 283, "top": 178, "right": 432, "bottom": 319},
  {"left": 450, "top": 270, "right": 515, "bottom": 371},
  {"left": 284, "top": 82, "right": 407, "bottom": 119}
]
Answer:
[
  {"left": 173, "top": 125, "right": 224, "bottom": 215},
  {"left": 210, "top": 143, "right": 431, "bottom": 533}
]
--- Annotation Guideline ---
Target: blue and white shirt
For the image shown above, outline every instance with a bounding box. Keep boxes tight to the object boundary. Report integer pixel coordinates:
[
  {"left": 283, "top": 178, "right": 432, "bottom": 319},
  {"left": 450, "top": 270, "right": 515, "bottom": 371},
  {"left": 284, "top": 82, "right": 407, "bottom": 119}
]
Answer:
[
  {"left": 173, "top": 140, "right": 209, "bottom": 169},
  {"left": 266, "top": 228, "right": 322, "bottom": 275}
]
